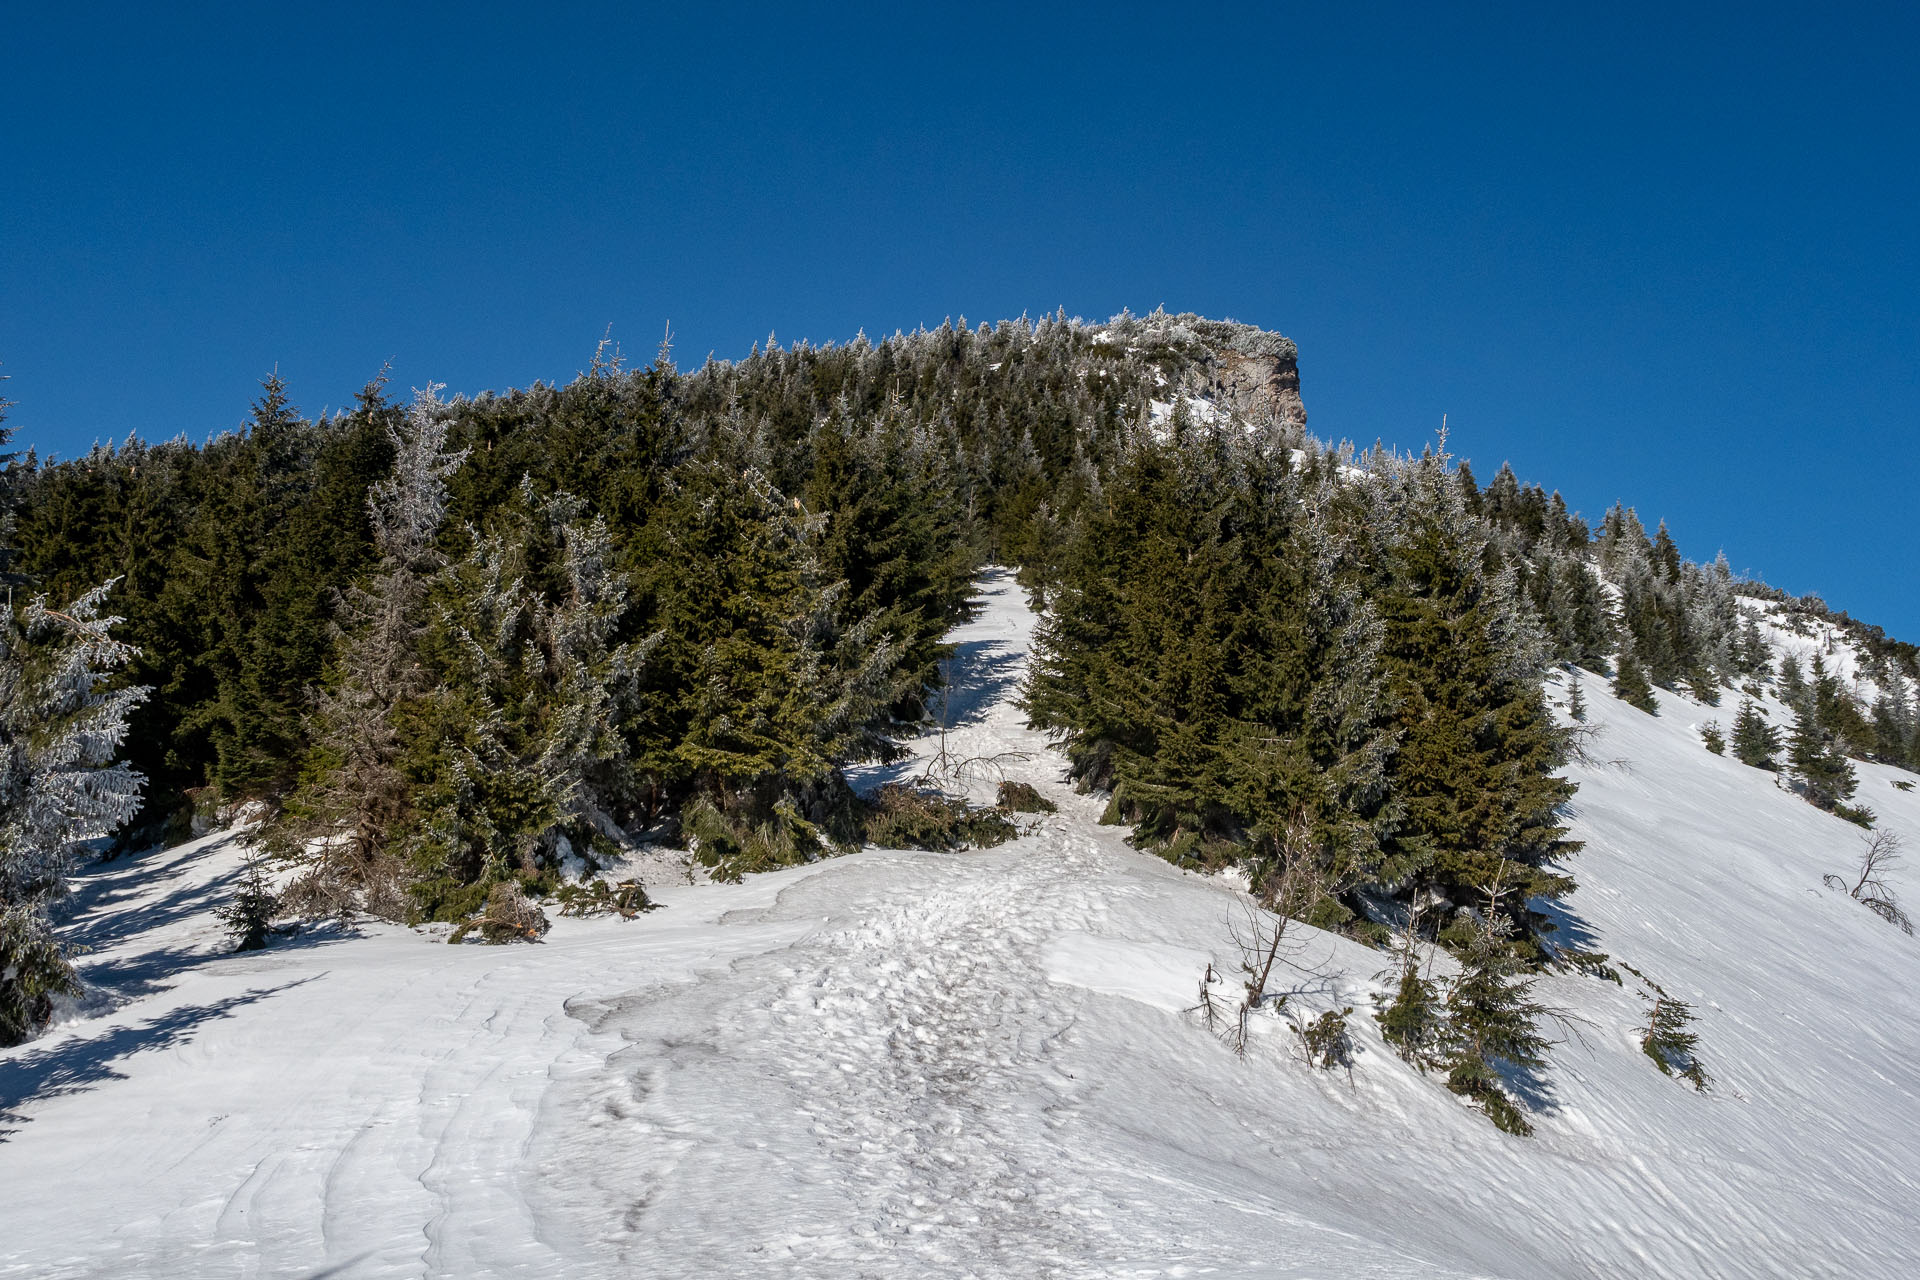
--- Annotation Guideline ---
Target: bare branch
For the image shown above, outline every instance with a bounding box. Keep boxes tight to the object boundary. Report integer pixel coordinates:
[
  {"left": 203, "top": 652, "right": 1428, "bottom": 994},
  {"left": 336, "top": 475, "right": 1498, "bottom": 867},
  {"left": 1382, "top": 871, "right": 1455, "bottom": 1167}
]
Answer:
[{"left": 1831, "top": 829, "right": 1913, "bottom": 935}]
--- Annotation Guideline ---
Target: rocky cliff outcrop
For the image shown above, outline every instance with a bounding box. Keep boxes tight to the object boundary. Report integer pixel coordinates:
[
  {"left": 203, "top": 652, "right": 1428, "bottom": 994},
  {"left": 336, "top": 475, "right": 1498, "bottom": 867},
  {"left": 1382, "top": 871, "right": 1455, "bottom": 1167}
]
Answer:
[
  {"left": 1095, "top": 309, "right": 1307, "bottom": 432},
  {"left": 1207, "top": 340, "right": 1306, "bottom": 432}
]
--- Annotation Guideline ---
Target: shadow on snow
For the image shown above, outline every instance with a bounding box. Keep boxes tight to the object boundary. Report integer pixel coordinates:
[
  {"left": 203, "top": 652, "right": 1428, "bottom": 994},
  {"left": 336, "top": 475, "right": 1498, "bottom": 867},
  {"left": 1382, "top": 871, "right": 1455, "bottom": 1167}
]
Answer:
[{"left": 0, "top": 977, "right": 316, "bottom": 1141}]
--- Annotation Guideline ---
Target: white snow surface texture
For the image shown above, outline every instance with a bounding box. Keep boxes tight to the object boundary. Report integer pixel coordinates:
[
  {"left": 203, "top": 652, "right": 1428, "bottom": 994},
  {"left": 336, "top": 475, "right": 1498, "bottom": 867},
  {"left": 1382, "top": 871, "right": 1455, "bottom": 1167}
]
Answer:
[{"left": 5, "top": 570, "right": 1920, "bottom": 1278}]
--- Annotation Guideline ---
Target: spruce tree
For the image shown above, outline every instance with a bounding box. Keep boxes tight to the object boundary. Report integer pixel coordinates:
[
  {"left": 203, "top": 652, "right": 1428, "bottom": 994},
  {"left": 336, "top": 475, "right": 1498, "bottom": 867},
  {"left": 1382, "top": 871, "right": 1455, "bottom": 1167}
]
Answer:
[
  {"left": 1027, "top": 427, "right": 1255, "bottom": 855},
  {"left": 266, "top": 386, "right": 468, "bottom": 916},
  {"left": 1652, "top": 520, "right": 1683, "bottom": 584},
  {"left": 1870, "top": 676, "right": 1917, "bottom": 768},
  {"left": 1374, "top": 448, "right": 1576, "bottom": 938},
  {"left": 802, "top": 407, "right": 972, "bottom": 719},
  {"left": 1731, "top": 700, "right": 1780, "bottom": 769},
  {"left": 1541, "top": 554, "right": 1615, "bottom": 672},
  {"left": 1442, "top": 881, "right": 1551, "bottom": 1136},
  {"left": 404, "top": 486, "right": 656, "bottom": 917},
  {"left": 1736, "top": 615, "right": 1773, "bottom": 681},
  {"left": 221, "top": 379, "right": 389, "bottom": 800},
  {"left": 1789, "top": 703, "right": 1858, "bottom": 814},
  {"left": 198, "top": 373, "right": 317, "bottom": 798},
  {"left": 1377, "top": 954, "right": 1444, "bottom": 1071},
  {"left": 0, "top": 584, "right": 148, "bottom": 1044},
  {"left": 1810, "top": 652, "right": 1875, "bottom": 758},
  {"left": 1227, "top": 447, "right": 1402, "bottom": 898},
  {"left": 642, "top": 461, "right": 905, "bottom": 873},
  {"left": 1613, "top": 652, "right": 1659, "bottom": 713},
  {"left": 1779, "top": 652, "right": 1807, "bottom": 708}
]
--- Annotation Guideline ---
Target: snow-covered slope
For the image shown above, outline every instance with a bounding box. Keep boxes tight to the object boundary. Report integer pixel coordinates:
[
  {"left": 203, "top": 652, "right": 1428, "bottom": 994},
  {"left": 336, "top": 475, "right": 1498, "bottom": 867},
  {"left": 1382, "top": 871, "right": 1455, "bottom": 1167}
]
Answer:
[
  {"left": 4, "top": 571, "right": 1918, "bottom": 1278},
  {"left": 1741, "top": 595, "right": 1888, "bottom": 703}
]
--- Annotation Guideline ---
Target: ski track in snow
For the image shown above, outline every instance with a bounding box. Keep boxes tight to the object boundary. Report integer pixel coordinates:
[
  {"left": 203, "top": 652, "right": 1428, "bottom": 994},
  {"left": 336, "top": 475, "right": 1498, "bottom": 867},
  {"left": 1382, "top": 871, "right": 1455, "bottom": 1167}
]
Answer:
[{"left": 3, "top": 569, "right": 1919, "bottom": 1278}]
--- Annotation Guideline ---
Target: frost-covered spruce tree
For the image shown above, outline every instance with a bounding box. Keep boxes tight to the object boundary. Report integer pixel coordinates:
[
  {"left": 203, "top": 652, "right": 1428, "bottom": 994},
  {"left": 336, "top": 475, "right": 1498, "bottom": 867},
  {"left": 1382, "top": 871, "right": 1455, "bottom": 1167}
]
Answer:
[
  {"left": 1684, "top": 551, "right": 1741, "bottom": 688},
  {"left": 1735, "top": 613, "right": 1773, "bottom": 683},
  {"left": 266, "top": 385, "right": 467, "bottom": 918},
  {"left": 1602, "top": 508, "right": 1723, "bottom": 692},
  {"left": 0, "top": 584, "right": 147, "bottom": 1044},
  {"left": 405, "top": 484, "right": 657, "bottom": 918}
]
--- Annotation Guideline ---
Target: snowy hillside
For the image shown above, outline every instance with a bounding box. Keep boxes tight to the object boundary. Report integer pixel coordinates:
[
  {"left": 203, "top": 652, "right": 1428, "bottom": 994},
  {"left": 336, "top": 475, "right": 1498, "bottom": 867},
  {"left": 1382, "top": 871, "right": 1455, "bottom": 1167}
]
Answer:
[
  {"left": 1740, "top": 595, "right": 1886, "bottom": 703},
  {"left": 4, "top": 571, "right": 1919, "bottom": 1278}
]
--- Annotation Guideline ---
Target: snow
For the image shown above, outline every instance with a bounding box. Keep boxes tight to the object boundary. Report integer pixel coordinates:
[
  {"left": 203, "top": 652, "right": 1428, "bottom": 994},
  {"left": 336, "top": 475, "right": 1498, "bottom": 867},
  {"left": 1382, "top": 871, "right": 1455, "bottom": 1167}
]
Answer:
[
  {"left": 1043, "top": 933, "right": 1215, "bottom": 1015},
  {"left": 1741, "top": 597, "right": 1886, "bottom": 703},
  {"left": 4, "top": 571, "right": 1920, "bottom": 1277},
  {"left": 1146, "top": 394, "right": 1225, "bottom": 441}
]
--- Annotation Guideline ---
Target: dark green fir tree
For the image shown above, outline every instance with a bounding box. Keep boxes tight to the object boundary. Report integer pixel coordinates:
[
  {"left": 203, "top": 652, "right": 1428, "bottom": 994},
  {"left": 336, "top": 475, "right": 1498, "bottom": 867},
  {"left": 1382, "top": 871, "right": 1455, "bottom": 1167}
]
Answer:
[
  {"left": 1375, "top": 449, "right": 1576, "bottom": 944},
  {"left": 1789, "top": 703, "right": 1858, "bottom": 815},
  {"left": 1443, "top": 878, "right": 1551, "bottom": 1136},
  {"left": 1613, "top": 653, "right": 1659, "bottom": 714},
  {"left": 1731, "top": 700, "right": 1780, "bottom": 770}
]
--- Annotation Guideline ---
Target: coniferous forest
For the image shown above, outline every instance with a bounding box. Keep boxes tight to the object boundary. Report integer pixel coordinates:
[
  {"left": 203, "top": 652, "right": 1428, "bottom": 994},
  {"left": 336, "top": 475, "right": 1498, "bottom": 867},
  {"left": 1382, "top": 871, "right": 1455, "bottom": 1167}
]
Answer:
[{"left": 5, "top": 310, "right": 1919, "bottom": 1051}]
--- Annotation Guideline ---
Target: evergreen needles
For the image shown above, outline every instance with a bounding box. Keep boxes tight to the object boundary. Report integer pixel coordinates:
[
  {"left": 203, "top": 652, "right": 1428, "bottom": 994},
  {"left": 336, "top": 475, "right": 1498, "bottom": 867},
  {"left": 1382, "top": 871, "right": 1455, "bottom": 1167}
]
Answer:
[
  {"left": 1641, "top": 993, "right": 1710, "bottom": 1091},
  {"left": 217, "top": 856, "right": 280, "bottom": 952},
  {"left": 0, "top": 583, "right": 148, "bottom": 1044},
  {"left": 1439, "top": 891, "right": 1552, "bottom": 1136},
  {"left": 1732, "top": 700, "right": 1780, "bottom": 769},
  {"left": 1622, "top": 964, "right": 1711, "bottom": 1091}
]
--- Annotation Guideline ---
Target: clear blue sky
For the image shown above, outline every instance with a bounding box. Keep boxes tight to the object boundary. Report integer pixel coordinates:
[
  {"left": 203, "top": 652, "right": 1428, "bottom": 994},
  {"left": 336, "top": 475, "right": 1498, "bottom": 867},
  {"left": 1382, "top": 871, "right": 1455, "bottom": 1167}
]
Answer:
[{"left": 4, "top": 3, "right": 1915, "bottom": 638}]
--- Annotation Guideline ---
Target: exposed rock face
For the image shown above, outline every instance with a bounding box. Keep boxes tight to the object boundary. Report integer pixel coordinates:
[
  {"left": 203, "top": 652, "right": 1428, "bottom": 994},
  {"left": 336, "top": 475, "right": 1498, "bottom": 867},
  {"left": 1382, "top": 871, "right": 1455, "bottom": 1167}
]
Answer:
[{"left": 1209, "top": 343, "right": 1306, "bottom": 432}]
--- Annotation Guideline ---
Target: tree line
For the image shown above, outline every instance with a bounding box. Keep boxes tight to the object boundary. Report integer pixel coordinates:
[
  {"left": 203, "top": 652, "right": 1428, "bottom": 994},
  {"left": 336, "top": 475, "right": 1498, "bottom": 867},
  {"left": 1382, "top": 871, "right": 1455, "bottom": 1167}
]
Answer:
[{"left": 2, "top": 309, "right": 1914, "bottom": 1057}]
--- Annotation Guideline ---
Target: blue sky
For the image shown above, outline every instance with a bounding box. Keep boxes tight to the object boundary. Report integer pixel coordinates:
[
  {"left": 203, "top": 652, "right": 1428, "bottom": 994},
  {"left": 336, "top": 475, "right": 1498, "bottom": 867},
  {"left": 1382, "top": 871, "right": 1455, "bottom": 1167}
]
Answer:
[{"left": 4, "top": 3, "right": 1915, "bottom": 637}]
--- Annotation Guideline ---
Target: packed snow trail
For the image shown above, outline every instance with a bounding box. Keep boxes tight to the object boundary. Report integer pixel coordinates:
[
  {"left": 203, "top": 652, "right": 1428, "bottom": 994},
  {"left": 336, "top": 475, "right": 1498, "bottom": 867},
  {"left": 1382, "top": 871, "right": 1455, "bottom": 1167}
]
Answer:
[{"left": 4, "top": 570, "right": 1920, "bottom": 1277}]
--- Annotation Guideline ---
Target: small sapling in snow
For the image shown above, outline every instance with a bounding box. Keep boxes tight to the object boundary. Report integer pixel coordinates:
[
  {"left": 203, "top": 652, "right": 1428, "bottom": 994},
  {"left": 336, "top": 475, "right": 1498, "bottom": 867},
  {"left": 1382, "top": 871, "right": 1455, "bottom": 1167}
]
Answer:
[
  {"left": 1642, "top": 995, "right": 1710, "bottom": 1091},
  {"left": 1190, "top": 812, "right": 1336, "bottom": 1058},
  {"left": 1624, "top": 966, "right": 1711, "bottom": 1091},
  {"left": 218, "top": 855, "right": 281, "bottom": 952},
  {"left": 1193, "top": 961, "right": 1223, "bottom": 1033},
  {"left": 1293, "top": 1006, "right": 1355, "bottom": 1077},
  {"left": 1376, "top": 898, "right": 1445, "bottom": 1071}
]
